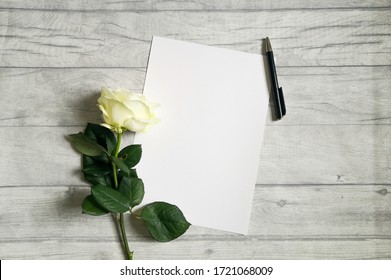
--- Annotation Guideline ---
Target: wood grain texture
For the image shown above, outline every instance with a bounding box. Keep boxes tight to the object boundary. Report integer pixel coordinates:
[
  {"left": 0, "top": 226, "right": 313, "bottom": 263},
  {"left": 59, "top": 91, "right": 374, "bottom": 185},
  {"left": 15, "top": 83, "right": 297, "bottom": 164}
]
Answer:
[
  {"left": 258, "top": 125, "right": 391, "bottom": 185},
  {"left": 1, "top": 67, "right": 391, "bottom": 127},
  {"left": 1, "top": 0, "right": 390, "bottom": 10},
  {"left": 0, "top": 0, "right": 390, "bottom": 260},
  {"left": 0, "top": 68, "right": 145, "bottom": 127},
  {"left": 0, "top": 185, "right": 390, "bottom": 259},
  {"left": 2, "top": 239, "right": 391, "bottom": 260},
  {"left": 0, "top": 126, "right": 390, "bottom": 186},
  {"left": 0, "top": 185, "right": 389, "bottom": 240},
  {"left": 0, "top": 10, "right": 390, "bottom": 67}
]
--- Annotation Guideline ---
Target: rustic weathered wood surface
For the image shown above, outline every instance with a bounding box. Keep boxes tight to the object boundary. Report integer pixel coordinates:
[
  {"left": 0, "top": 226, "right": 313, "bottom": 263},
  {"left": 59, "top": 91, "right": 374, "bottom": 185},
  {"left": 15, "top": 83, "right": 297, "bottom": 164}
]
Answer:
[{"left": 0, "top": 0, "right": 390, "bottom": 259}]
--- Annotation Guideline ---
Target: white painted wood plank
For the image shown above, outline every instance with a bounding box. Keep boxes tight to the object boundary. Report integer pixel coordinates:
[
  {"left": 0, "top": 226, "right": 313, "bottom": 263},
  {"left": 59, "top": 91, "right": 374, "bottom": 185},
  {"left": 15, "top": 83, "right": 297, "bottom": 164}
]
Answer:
[
  {"left": 0, "top": 0, "right": 389, "bottom": 261},
  {"left": 258, "top": 125, "right": 391, "bottom": 185},
  {"left": 279, "top": 66, "right": 391, "bottom": 125},
  {"left": 1, "top": 67, "right": 390, "bottom": 127},
  {"left": 251, "top": 185, "right": 391, "bottom": 236},
  {"left": 0, "top": 10, "right": 390, "bottom": 67},
  {"left": 2, "top": 239, "right": 390, "bottom": 259},
  {"left": 0, "top": 68, "right": 144, "bottom": 127},
  {"left": 0, "top": 186, "right": 389, "bottom": 241},
  {"left": 0, "top": 126, "right": 389, "bottom": 186},
  {"left": 1, "top": 0, "right": 389, "bottom": 10}
]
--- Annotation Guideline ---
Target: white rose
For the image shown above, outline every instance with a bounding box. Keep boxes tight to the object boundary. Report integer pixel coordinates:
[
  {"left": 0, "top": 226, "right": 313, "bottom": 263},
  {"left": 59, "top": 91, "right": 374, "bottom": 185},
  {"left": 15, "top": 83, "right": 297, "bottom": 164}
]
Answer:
[{"left": 97, "top": 87, "right": 159, "bottom": 133}]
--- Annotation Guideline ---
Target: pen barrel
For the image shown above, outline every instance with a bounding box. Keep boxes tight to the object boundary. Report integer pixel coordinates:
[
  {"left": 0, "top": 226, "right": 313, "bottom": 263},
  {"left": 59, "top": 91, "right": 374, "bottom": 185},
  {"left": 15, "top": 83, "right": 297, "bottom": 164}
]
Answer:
[{"left": 266, "top": 51, "right": 283, "bottom": 119}]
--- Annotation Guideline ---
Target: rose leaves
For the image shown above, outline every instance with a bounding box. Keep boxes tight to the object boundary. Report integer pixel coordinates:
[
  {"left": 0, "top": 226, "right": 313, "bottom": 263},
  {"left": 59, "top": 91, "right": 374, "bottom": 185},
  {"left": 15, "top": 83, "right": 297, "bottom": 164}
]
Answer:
[
  {"left": 141, "top": 202, "right": 191, "bottom": 242},
  {"left": 69, "top": 123, "right": 190, "bottom": 242}
]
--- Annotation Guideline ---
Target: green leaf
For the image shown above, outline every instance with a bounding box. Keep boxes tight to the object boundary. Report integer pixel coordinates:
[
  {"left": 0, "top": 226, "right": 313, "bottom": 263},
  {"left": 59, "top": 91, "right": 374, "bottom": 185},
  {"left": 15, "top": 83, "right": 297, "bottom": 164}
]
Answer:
[
  {"left": 119, "top": 177, "right": 144, "bottom": 207},
  {"left": 111, "top": 156, "right": 130, "bottom": 174},
  {"left": 84, "top": 123, "right": 117, "bottom": 155},
  {"left": 141, "top": 202, "right": 191, "bottom": 242},
  {"left": 82, "top": 155, "right": 113, "bottom": 187},
  {"left": 83, "top": 161, "right": 112, "bottom": 176},
  {"left": 105, "top": 135, "right": 116, "bottom": 155},
  {"left": 82, "top": 195, "right": 109, "bottom": 216},
  {"left": 69, "top": 132, "right": 107, "bottom": 156},
  {"left": 118, "top": 145, "right": 142, "bottom": 168},
  {"left": 83, "top": 173, "right": 113, "bottom": 188},
  {"left": 119, "top": 169, "right": 138, "bottom": 178},
  {"left": 90, "top": 154, "right": 111, "bottom": 163},
  {"left": 83, "top": 154, "right": 96, "bottom": 166},
  {"left": 91, "top": 184, "right": 130, "bottom": 213}
]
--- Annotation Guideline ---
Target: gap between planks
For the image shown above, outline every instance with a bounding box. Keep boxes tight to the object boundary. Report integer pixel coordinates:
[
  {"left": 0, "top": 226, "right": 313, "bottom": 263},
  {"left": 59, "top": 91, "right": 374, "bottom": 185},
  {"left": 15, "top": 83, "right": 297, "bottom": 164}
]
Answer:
[
  {"left": 0, "top": 65, "right": 390, "bottom": 69},
  {"left": 2, "top": 235, "right": 391, "bottom": 243},
  {"left": 1, "top": 7, "right": 391, "bottom": 13},
  {"left": 1, "top": 183, "right": 391, "bottom": 188}
]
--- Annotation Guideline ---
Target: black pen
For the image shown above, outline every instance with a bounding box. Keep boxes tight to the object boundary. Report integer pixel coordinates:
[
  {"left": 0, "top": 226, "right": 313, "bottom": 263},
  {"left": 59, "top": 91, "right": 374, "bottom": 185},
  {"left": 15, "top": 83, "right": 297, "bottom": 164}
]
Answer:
[{"left": 265, "top": 37, "right": 286, "bottom": 120}]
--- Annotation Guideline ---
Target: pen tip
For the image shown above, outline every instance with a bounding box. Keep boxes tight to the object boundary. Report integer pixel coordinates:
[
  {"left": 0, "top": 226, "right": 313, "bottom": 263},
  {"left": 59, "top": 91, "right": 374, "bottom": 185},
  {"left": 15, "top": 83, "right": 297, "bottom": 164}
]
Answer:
[{"left": 265, "top": 37, "right": 272, "bottom": 52}]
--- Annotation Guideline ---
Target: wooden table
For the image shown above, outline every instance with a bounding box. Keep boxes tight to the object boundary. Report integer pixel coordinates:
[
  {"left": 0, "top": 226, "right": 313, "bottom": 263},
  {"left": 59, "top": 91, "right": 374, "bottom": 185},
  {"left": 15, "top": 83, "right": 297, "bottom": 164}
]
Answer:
[{"left": 1, "top": 0, "right": 390, "bottom": 259}]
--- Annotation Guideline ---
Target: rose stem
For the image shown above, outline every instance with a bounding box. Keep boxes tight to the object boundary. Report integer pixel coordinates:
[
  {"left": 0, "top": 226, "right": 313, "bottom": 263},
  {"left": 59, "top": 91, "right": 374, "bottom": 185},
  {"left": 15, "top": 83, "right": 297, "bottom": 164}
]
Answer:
[
  {"left": 112, "top": 132, "right": 122, "bottom": 188},
  {"left": 112, "top": 132, "right": 133, "bottom": 260}
]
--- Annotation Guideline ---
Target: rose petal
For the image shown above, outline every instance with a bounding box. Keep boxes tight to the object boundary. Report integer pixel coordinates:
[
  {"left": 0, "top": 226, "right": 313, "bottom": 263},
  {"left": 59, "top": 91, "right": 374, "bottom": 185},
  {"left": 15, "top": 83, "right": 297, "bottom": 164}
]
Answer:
[
  {"left": 100, "top": 123, "right": 113, "bottom": 130},
  {"left": 102, "top": 112, "right": 112, "bottom": 125},
  {"left": 99, "top": 88, "right": 159, "bottom": 133},
  {"left": 123, "top": 100, "right": 152, "bottom": 119},
  {"left": 109, "top": 101, "right": 134, "bottom": 127},
  {"left": 124, "top": 118, "right": 149, "bottom": 133},
  {"left": 98, "top": 104, "right": 110, "bottom": 118},
  {"left": 112, "top": 88, "right": 133, "bottom": 102},
  {"left": 128, "top": 92, "right": 144, "bottom": 101},
  {"left": 97, "top": 95, "right": 112, "bottom": 110},
  {"left": 98, "top": 103, "right": 114, "bottom": 125},
  {"left": 101, "top": 87, "right": 116, "bottom": 100}
]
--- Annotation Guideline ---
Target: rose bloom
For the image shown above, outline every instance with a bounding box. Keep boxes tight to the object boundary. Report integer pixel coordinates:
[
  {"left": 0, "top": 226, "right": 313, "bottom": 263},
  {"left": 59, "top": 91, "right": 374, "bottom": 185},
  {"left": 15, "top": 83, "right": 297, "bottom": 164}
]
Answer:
[{"left": 98, "top": 87, "right": 159, "bottom": 133}]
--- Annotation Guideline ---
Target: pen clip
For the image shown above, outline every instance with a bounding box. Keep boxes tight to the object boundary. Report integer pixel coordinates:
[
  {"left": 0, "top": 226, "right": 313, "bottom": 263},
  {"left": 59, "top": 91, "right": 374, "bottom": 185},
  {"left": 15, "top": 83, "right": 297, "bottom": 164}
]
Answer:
[{"left": 278, "top": 87, "right": 286, "bottom": 116}]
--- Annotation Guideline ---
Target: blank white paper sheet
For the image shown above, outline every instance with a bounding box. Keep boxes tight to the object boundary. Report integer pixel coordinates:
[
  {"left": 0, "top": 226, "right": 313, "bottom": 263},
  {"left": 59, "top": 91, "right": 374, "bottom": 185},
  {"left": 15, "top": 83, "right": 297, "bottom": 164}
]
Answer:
[{"left": 135, "top": 36, "right": 269, "bottom": 234}]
